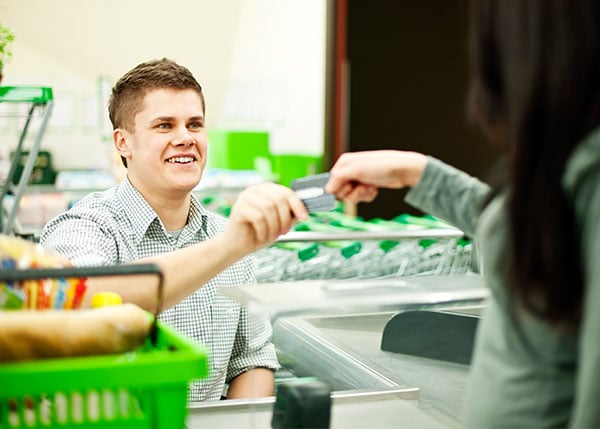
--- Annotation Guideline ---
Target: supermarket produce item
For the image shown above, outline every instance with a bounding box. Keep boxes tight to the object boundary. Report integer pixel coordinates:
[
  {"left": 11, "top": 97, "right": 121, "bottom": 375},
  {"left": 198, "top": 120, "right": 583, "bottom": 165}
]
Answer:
[
  {"left": 91, "top": 291, "right": 123, "bottom": 307},
  {"left": 0, "top": 303, "right": 151, "bottom": 362}
]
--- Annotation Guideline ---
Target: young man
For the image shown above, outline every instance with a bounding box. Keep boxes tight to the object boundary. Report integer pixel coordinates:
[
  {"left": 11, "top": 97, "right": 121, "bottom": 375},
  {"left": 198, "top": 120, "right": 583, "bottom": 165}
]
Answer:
[{"left": 40, "top": 58, "right": 308, "bottom": 402}]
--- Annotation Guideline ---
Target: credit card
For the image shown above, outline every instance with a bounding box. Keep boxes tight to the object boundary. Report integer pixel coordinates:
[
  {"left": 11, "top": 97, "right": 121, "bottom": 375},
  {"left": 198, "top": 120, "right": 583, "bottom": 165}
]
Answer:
[{"left": 291, "top": 172, "right": 336, "bottom": 213}]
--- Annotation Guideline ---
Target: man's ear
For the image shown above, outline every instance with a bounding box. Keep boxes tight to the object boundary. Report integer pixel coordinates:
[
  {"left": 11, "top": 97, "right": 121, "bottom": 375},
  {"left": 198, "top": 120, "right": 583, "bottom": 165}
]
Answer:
[{"left": 113, "top": 129, "right": 131, "bottom": 160}]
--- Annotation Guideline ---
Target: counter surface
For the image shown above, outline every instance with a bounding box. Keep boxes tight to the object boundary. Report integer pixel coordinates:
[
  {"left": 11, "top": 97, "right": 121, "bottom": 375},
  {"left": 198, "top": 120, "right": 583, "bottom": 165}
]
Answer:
[{"left": 187, "top": 387, "right": 455, "bottom": 429}]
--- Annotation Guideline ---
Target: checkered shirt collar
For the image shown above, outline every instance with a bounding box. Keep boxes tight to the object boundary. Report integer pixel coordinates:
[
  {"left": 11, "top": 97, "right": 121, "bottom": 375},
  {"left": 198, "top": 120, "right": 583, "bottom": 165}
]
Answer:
[{"left": 117, "top": 176, "right": 210, "bottom": 244}]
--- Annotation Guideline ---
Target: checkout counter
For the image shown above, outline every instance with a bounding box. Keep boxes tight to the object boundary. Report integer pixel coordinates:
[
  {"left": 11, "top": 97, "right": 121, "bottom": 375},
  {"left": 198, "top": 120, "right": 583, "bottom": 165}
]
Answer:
[{"left": 188, "top": 273, "right": 487, "bottom": 428}]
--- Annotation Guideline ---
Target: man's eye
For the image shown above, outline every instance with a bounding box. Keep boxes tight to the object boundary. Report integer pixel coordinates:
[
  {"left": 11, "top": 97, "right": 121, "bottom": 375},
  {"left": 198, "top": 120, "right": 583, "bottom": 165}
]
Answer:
[
  {"left": 189, "top": 122, "right": 204, "bottom": 129},
  {"left": 157, "top": 123, "right": 171, "bottom": 129}
]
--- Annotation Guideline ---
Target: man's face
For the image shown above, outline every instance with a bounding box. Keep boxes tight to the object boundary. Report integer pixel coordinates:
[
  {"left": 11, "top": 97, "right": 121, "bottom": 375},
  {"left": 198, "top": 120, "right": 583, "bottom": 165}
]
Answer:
[{"left": 114, "top": 88, "right": 207, "bottom": 199}]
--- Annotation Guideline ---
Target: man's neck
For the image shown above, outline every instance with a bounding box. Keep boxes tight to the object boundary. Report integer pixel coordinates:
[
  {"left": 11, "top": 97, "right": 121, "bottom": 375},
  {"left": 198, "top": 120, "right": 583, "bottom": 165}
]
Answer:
[
  {"left": 150, "top": 195, "right": 191, "bottom": 231},
  {"left": 127, "top": 176, "right": 192, "bottom": 231}
]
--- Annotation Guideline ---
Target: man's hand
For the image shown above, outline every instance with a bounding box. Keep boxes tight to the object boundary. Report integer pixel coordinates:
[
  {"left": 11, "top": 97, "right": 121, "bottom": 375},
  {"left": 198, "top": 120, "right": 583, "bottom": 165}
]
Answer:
[{"left": 225, "top": 182, "right": 309, "bottom": 256}]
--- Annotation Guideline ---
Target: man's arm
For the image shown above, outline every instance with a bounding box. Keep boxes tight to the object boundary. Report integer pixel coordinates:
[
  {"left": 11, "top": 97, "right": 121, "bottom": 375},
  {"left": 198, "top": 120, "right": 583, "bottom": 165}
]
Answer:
[
  {"left": 43, "top": 182, "right": 308, "bottom": 311},
  {"left": 81, "top": 233, "right": 253, "bottom": 310},
  {"left": 226, "top": 368, "right": 275, "bottom": 399},
  {"left": 224, "top": 262, "right": 280, "bottom": 400}
]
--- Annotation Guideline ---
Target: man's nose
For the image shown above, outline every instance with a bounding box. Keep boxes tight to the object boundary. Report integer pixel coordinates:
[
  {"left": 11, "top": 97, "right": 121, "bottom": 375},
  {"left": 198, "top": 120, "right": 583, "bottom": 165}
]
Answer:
[{"left": 173, "top": 125, "right": 195, "bottom": 145}]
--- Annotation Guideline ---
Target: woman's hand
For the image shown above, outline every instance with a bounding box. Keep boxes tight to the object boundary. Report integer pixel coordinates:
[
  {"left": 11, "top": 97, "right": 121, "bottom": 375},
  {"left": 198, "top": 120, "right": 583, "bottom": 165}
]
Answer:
[{"left": 326, "top": 150, "right": 428, "bottom": 203}]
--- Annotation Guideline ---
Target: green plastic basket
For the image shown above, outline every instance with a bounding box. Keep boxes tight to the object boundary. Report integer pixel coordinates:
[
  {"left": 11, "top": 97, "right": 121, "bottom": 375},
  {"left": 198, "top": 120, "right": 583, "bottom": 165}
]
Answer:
[{"left": 0, "top": 320, "right": 209, "bottom": 428}]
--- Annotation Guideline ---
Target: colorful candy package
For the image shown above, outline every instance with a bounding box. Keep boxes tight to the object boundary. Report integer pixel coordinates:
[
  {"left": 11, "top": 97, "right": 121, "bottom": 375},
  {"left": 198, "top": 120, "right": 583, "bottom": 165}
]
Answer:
[{"left": 0, "top": 236, "right": 87, "bottom": 310}]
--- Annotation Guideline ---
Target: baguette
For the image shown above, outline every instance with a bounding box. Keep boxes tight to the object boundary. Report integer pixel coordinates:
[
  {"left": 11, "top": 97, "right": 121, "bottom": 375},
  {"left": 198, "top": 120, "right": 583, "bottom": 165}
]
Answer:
[{"left": 0, "top": 303, "right": 151, "bottom": 362}]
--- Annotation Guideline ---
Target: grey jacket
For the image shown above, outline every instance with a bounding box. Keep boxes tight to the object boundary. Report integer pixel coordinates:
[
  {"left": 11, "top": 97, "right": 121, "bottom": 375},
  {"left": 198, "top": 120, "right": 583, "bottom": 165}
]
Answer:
[{"left": 405, "top": 128, "right": 600, "bottom": 427}]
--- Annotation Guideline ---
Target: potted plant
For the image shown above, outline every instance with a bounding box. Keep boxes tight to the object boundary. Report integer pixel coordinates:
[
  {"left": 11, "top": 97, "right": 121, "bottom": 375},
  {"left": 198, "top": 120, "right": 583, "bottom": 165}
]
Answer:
[{"left": 0, "top": 20, "right": 15, "bottom": 84}]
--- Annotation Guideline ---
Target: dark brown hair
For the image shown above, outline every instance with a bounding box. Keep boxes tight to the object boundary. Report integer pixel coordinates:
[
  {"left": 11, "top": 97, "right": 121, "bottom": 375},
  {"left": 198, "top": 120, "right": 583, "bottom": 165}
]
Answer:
[{"left": 468, "top": 0, "right": 600, "bottom": 326}]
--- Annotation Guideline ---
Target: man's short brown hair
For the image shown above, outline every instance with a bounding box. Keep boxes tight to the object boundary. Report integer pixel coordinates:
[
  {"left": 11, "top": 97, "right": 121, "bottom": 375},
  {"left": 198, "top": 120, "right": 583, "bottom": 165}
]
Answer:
[{"left": 108, "top": 58, "right": 205, "bottom": 132}]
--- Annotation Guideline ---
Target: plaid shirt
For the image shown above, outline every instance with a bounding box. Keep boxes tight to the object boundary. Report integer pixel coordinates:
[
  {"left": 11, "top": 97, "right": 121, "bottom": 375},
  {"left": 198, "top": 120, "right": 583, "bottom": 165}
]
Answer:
[{"left": 40, "top": 177, "right": 280, "bottom": 402}]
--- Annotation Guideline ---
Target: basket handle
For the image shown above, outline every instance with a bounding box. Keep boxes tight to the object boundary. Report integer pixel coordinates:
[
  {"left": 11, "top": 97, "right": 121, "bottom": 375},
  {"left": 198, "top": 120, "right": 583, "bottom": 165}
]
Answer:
[{"left": 0, "top": 263, "right": 164, "bottom": 345}]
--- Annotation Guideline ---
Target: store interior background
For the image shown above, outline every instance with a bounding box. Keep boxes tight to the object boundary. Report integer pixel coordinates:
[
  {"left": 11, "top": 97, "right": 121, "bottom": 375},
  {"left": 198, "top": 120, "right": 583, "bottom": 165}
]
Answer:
[
  {"left": 0, "top": 0, "right": 326, "bottom": 171},
  {"left": 0, "top": 4, "right": 498, "bottom": 425},
  {"left": 1, "top": 0, "right": 501, "bottom": 222}
]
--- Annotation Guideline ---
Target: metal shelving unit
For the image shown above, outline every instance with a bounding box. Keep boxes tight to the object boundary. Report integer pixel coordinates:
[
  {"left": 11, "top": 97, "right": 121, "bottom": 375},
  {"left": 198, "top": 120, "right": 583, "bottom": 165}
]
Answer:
[{"left": 0, "top": 86, "right": 54, "bottom": 235}]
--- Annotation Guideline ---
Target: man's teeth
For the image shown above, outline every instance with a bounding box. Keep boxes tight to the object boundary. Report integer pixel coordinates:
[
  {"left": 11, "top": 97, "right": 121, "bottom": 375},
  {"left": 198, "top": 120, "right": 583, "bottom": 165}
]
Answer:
[{"left": 167, "top": 156, "right": 194, "bottom": 163}]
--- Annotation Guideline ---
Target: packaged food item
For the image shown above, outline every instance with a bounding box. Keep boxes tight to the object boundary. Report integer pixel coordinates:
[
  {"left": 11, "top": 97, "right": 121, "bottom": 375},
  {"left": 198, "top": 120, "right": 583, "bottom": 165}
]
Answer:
[
  {"left": 0, "top": 303, "right": 151, "bottom": 362},
  {"left": 0, "top": 236, "right": 87, "bottom": 310},
  {"left": 91, "top": 291, "right": 123, "bottom": 308}
]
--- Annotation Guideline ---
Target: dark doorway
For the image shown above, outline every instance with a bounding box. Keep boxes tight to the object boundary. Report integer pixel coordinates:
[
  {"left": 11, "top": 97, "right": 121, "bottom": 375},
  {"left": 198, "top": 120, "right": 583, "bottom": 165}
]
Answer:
[{"left": 343, "top": 0, "right": 500, "bottom": 219}]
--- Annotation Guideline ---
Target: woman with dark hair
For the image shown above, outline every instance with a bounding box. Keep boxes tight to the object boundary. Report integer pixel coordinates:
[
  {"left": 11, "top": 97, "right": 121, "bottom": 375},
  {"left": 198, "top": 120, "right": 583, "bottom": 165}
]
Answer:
[{"left": 326, "top": 0, "right": 600, "bottom": 426}]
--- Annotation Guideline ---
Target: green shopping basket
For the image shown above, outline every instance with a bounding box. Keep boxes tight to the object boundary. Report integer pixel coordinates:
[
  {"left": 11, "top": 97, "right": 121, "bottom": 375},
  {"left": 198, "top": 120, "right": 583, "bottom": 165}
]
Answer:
[{"left": 0, "top": 264, "right": 209, "bottom": 428}]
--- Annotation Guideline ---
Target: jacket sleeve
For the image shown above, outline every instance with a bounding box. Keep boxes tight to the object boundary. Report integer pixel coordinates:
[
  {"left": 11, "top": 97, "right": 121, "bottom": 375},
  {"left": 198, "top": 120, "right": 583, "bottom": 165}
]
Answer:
[{"left": 405, "top": 156, "right": 492, "bottom": 237}]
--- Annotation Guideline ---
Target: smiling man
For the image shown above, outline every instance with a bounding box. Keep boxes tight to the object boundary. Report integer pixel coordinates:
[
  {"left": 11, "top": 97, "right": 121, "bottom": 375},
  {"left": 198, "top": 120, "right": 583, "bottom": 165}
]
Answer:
[{"left": 40, "top": 58, "right": 308, "bottom": 402}]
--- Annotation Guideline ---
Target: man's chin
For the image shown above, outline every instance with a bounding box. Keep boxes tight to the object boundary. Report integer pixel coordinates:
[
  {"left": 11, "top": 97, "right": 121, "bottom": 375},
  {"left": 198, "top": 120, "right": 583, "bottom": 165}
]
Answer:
[{"left": 174, "top": 169, "right": 203, "bottom": 188}]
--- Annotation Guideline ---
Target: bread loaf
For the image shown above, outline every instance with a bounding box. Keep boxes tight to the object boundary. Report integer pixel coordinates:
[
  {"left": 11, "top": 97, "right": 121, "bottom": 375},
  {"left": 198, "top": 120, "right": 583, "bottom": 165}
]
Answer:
[{"left": 0, "top": 303, "right": 151, "bottom": 362}]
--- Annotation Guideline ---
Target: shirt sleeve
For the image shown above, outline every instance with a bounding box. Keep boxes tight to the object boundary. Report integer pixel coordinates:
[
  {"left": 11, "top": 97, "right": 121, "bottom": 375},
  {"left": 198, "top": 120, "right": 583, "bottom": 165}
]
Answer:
[
  {"left": 39, "top": 210, "right": 119, "bottom": 267},
  {"left": 226, "top": 255, "right": 280, "bottom": 382},
  {"left": 405, "top": 156, "right": 492, "bottom": 237}
]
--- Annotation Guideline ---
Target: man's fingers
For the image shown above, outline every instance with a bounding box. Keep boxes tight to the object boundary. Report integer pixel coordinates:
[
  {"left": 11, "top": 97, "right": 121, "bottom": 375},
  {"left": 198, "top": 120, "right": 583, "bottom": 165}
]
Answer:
[{"left": 232, "top": 183, "right": 308, "bottom": 245}]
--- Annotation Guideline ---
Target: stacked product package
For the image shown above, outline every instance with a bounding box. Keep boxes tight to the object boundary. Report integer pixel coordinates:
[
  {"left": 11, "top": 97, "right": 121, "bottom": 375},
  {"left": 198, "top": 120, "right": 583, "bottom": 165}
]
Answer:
[{"left": 0, "top": 236, "right": 87, "bottom": 310}]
